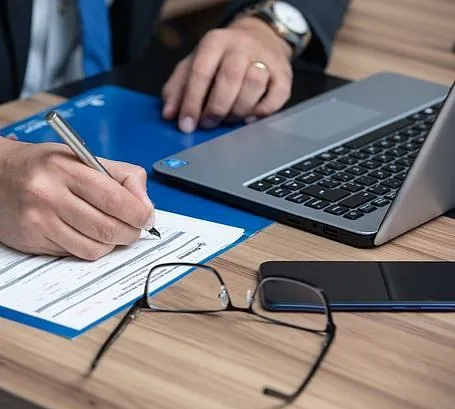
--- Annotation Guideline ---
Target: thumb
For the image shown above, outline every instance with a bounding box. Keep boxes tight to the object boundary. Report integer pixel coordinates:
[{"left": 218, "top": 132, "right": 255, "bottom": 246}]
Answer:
[{"left": 100, "top": 159, "right": 153, "bottom": 208}]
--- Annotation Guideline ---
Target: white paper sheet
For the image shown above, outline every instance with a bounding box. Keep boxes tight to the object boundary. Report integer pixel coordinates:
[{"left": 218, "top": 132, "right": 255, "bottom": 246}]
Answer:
[{"left": 0, "top": 210, "right": 244, "bottom": 333}]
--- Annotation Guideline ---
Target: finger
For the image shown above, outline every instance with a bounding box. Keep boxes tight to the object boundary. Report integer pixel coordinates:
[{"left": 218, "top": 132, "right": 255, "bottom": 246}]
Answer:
[
  {"left": 199, "top": 51, "right": 249, "bottom": 129},
  {"left": 36, "top": 239, "right": 70, "bottom": 257},
  {"left": 230, "top": 61, "right": 269, "bottom": 119},
  {"left": 57, "top": 189, "right": 141, "bottom": 246},
  {"left": 162, "top": 58, "right": 191, "bottom": 120},
  {"left": 253, "top": 68, "right": 293, "bottom": 117},
  {"left": 101, "top": 159, "right": 152, "bottom": 207},
  {"left": 67, "top": 167, "right": 152, "bottom": 230},
  {"left": 178, "top": 30, "right": 226, "bottom": 133},
  {"left": 47, "top": 218, "right": 115, "bottom": 260}
]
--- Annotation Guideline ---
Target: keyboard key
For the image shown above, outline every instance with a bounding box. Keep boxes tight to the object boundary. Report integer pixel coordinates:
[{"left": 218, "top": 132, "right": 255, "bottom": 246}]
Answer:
[
  {"left": 369, "top": 169, "right": 392, "bottom": 180},
  {"left": 371, "top": 198, "right": 391, "bottom": 207},
  {"left": 349, "top": 151, "right": 369, "bottom": 160},
  {"left": 333, "top": 172, "right": 354, "bottom": 182},
  {"left": 305, "top": 198, "right": 330, "bottom": 210},
  {"left": 331, "top": 146, "right": 351, "bottom": 155},
  {"left": 278, "top": 168, "right": 300, "bottom": 178},
  {"left": 359, "top": 159, "right": 381, "bottom": 170},
  {"left": 301, "top": 186, "right": 350, "bottom": 202},
  {"left": 373, "top": 154, "right": 394, "bottom": 163},
  {"left": 296, "top": 172, "right": 322, "bottom": 184},
  {"left": 339, "top": 192, "right": 377, "bottom": 208},
  {"left": 344, "top": 118, "right": 413, "bottom": 148},
  {"left": 356, "top": 176, "right": 377, "bottom": 186},
  {"left": 318, "top": 179, "right": 340, "bottom": 188},
  {"left": 292, "top": 158, "right": 323, "bottom": 172},
  {"left": 281, "top": 180, "right": 305, "bottom": 190},
  {"left": 346, "top": 166, "right": 368, "bottom": 176},
  {"left": 414, "top": 135, "right": 426, "bottom": 145},
  {"left": 343, "top": 210, "right": 364, "bottom": 220},
  {"left": 338, "top": 156, "right": 358, "bottom": 165},
  {"left": 400, "top": 142, "right": 420, "bottom": 151},
  {"left": 317, "top": 152, "right": 337, "bottom": 161},
  {"left": 361, "top": 146, "right": 382, "bottom": 155},
  {"left": 359, "top": 204, "right": 377, "bottom": 213},
  {"left": 404, "top": 127, "right": 420, "bottom": 137},
  {"left": 248, "top": 181, "right": 272, "bottom": 191},
  {"left": 395, "top": 171, "right": 408, "bottom": 181},
  {"left": 408, "top": 112, "right": 425, "bottom": 121},
  {"left": 367, "top": 185, "right": 390, "bottom": 195},
  {"left": 264, "top": 174, "right": 287, "bottom": 184},
  {"left": 389, "top": 132, "right": 409, "bottom": 143},
  {"left": 388, "top": 148, "right": 407, "bottom": 157},
  {"left": 385, "top": 191, "right": 397, "bottom": 200},
  {"left": 286, "top": 192, "right": 311, "bottom": 204},
  {"left": 396, "top": 157, "right": 413, "bottom": 167},
  {"left": 408, "top": 151, "right": 419, "bottom": 159},
  {"left": 382, "top": 163, "right": 405, "bottom": 173},
  {"left": 324, "top": 204, "right": 349, "bottom": 215},
  {"left": 327, "top": 161, "right": 347, "bottom": 171},
  {"left": 374, "top": 140, "right": 394, "bottom": 149},
  {"left": 342, "top": 182, "right": 364, "bottom": 193},
  {"left": 381, "top": 178, "right": 402, "bottom": 189},
  {"left": 266, "top": 187, "right": 292, "bottom": 198},
  {"left": 315, "top": 167, "right": 336, "bottom": 176}
]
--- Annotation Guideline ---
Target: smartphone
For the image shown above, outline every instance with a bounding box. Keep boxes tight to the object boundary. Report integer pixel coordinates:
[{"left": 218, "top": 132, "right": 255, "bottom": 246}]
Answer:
[{"left": 258, "top": 261, "right": 455, "bottom": 312}]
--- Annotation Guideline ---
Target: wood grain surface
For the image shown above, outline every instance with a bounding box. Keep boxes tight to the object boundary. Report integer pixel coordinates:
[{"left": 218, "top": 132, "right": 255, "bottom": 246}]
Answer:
[
  {"left": 329, "top": 0, "right": 455, "bottom": 85},
  {"left": 1, "top": 1, "right": 455, "bottom": 408}
]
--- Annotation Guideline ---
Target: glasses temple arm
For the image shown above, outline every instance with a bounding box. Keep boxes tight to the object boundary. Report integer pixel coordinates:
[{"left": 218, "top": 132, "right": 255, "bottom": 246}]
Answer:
[
  {"left": 88, "top": 301, "right": 140, "bottom": 374},
  {"left": 263, "top": 326, "right": 336, "bottom": 403}
]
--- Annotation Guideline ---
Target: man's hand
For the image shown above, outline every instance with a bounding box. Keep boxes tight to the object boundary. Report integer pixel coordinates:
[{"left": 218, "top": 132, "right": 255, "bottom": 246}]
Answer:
[
  {"left": 162, "top": 17, "right": 293, "bottom": 133},
  {"left": 0, "top": 139, "right": 155, "bottom": 260}
]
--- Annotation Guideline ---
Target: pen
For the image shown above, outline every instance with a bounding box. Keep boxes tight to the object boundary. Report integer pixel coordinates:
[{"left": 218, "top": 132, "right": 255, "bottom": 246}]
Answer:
[{"left": 45, "top": 111, "right": 161, "bottom": 239}]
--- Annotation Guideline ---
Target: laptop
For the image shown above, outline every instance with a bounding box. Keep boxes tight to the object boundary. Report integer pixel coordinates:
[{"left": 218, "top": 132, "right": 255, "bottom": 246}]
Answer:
[{"left": 153, "top": 73, "right": 455, "bottom": 247}]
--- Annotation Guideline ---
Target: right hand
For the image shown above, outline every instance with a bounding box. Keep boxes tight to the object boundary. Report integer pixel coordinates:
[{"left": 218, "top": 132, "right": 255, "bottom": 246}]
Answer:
[{"left": 0, "top": 139, "right": 155, "bottom": 260}]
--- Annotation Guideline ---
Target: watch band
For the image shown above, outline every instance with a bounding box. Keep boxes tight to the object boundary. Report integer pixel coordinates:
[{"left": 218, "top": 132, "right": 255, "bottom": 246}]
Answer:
[{"left": 238, "top": 1, "right": 312, "bottom": 59}]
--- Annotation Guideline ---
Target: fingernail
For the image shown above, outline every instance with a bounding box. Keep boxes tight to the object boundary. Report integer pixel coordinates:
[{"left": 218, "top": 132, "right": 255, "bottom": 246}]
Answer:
[
  {"left": 144, "top": 214, "right": 155, "bottom": 231},
  {"left": 179, "top": 116, "right": 196, "bottom": 133},
  {"left": 162, "top": 103, "right": 173, "bottom": 118},
  {"left": 200, "top": 116, "right": 220, "bottom": 129},
  {"left": 245, "top": 116, "right": 258, "bottom": 124}
]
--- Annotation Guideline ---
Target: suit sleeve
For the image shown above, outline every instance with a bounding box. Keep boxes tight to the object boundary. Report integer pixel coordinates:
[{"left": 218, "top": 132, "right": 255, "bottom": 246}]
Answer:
[{"left": 225, "top": 0, "right": 350, "bottom": 69}]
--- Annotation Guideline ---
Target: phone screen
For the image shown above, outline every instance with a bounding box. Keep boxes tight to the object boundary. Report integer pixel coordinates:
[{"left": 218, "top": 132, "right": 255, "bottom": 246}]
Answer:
[{"left": 258, "top": 261, "right": 455, "bottom": 311}]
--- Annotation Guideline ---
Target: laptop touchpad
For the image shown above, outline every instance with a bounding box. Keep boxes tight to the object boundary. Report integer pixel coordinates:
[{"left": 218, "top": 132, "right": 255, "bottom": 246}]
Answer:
[{"left": 269, "top": 98, "right": 381, "bottom": 142}]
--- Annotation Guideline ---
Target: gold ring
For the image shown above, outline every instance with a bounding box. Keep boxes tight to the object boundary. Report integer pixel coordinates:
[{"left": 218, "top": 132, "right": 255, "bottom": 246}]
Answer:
[{"left": 252, "top": 61, "right": 268, "bottom": 72}]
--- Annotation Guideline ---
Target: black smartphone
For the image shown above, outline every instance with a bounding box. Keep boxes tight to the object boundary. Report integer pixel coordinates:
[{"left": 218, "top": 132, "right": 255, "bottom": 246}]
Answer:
[{"left": 258, "top": 261, "right": 455, "bottom": 312}]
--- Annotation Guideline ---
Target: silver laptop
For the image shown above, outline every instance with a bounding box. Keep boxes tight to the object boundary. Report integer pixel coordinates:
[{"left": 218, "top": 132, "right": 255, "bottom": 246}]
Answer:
[{"left": 153, "top": 72, "right": 454, "bottom": 247}]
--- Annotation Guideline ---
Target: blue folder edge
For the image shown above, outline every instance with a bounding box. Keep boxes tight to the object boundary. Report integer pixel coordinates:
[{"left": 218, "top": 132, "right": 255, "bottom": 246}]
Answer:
[{"left": 0, "top": 85, "right": 273, "bottom": 338}]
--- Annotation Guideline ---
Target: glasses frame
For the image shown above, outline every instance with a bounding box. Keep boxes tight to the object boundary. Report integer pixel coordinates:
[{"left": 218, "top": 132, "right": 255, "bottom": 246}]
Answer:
[{"left": 89, "top": 262, "right": 336, "bottom": 404}]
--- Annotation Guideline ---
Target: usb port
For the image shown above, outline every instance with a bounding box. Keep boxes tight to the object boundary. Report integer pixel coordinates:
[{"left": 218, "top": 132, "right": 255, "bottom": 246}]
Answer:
[{"left": 323, "top": 226, "right": 338, "bottom": 237}]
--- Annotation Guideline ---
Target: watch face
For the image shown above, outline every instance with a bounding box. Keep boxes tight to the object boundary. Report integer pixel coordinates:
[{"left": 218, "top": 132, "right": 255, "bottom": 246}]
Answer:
[{"left": 273, "top": 1, "right": 308, "bottom": 34}]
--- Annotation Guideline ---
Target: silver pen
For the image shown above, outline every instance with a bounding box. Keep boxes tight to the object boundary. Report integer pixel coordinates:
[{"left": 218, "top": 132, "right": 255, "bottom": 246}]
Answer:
[{"left": 45, "top": 111, "right": 161, "bottom": 239}]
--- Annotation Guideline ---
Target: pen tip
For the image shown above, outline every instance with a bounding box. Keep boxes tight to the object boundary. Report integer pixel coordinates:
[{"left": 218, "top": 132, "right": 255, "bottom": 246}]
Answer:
[{"left": 147, "top": 227, "right": 161, "bottom": 239}]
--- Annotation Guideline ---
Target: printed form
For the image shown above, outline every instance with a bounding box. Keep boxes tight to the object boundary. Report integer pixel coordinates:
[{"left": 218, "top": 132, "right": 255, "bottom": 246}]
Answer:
[{"left": 0, "top": 210, "right": 244, "bottom": 336}]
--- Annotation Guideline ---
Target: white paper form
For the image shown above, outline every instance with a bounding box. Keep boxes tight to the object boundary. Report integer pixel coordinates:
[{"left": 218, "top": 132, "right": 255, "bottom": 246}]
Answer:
[{"left": 0, "top": 210, "right": 244, "bottom": 336}]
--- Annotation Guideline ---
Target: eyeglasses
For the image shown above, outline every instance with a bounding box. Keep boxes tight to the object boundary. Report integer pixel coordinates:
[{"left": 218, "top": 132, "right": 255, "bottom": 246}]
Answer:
[{"left": 89, "top": 262, "right": 336, "bottom": 404}]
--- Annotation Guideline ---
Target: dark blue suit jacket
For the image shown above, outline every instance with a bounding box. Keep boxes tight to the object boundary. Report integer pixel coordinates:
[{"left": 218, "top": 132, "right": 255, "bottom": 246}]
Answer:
[{"left": 0, "top": 0, "right": 349, "bottom": 104}]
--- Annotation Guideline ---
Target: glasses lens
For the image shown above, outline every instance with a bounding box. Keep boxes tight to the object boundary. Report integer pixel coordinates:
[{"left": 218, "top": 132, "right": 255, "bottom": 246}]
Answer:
[
  {"left": 146, "top": 264, "right": 227, "bottom": 312},
  {"left": 252, "top": 278, "right": 328, "bottom": 331}
]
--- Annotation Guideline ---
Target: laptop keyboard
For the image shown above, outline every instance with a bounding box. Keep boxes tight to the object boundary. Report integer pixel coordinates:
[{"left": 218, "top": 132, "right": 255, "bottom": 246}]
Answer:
[{"left": 247, "top": 103, "right": 441, "bottom": 220}]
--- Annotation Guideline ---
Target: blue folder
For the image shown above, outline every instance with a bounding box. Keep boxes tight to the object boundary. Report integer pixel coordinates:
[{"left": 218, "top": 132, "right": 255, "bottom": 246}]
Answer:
[{"left": 0, "top": 86, "right": 272, "bottom": 338}]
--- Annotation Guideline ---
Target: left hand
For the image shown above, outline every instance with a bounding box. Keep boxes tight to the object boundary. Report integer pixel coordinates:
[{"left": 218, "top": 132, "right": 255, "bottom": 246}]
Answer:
[{"left": 162, "top": 17, "right": 293, "bottom": 133}]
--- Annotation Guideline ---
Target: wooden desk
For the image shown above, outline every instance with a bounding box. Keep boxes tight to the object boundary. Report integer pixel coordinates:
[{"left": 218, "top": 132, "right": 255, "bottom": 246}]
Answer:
[{"left": 1, "top": 1, "right": 455, "bottom": 408}]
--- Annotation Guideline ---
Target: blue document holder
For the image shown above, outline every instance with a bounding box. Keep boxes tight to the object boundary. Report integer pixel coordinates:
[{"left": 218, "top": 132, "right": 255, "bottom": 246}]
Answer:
[{"left": 0, "top": 86, "right": 272, "bottom": 338}]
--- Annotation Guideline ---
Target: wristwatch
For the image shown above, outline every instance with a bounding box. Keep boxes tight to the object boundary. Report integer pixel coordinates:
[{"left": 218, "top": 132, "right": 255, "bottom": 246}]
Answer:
[{"left": 239, "top": 1, "right": 312, "bottom": 59}]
